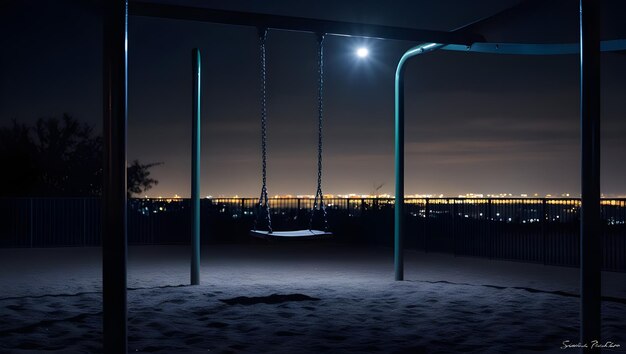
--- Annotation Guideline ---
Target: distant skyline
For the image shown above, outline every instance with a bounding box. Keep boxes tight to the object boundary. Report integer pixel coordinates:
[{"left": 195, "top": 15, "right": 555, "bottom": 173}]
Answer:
[
  {"left": 143, "top": 192, "right": 626, "bottom": 199},
  {"left": 2, "top": 1, "right": 625, "bottom": 198}
]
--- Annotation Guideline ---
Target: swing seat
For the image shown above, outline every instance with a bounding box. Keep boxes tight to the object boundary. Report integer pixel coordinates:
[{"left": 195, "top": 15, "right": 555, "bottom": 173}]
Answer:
[
  {"left": 250, "top": 36, "right": 332, "bottom": 241},
  {"left": 250, "top": 229, "right": 333, "bottom": 239}
]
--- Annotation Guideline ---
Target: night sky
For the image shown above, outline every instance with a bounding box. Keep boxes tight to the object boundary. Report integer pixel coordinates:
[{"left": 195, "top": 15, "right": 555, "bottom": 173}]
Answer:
[{"left": 1, "top": 0, "right": 625, "bottom": 197}]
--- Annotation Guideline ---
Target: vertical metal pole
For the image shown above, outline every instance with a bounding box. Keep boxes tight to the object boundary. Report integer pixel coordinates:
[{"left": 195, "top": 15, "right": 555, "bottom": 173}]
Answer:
[
  {"left": 541, "top": 198, "right": 548, "bottom": 265},
  {"left": 83, "top": 198, "right": 87, "bottom": 246},
  {"left": 191, "top": 48, "right": 201, "bottom": 286},
  {"left": 452, "top": 199, "right": 457, "bottom": 256},
  {"left": 394, "top": 60, "right": 405, "bottom": 281},
  {"left": 29, "top": 198, "right": 33, "bottom": 248},
  {"left": 102, "top": 0, "right": 128, "bottom": 352},
  {"left": 424, "top": 198, "right": 429, "bottom": 253},
  {"left": 487, "top": 198, "right": 492, "bottom": 259},
  {"left": 580, "top": 0, "right": 601, "bottom": 349}
]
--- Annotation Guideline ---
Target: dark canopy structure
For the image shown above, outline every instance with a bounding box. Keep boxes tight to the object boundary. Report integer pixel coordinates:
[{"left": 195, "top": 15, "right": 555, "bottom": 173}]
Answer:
[{"left": 103, "top": 1, "right": 625, "bottom": 352}]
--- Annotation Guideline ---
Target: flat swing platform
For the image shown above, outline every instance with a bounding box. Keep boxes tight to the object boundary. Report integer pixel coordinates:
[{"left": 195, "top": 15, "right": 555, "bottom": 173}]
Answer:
[{"left": 250, "top": 229, "right": 333, "bottom": 239}]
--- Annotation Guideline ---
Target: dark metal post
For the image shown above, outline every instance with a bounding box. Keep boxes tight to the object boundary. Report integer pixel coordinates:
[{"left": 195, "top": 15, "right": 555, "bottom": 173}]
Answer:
[
  {"left": 29, "top": 199, "right": 33, "bottom": 248},
  {"left": 102, "top": 0, "right": 128, "bottom": 352},
  {"left": 83, "top": 198, "right": 87, "bottom": 246},
  {"left": 579, "top": 0, "right": 601, "bottom": 349},
  {"left": 191, "top": 48, "right": 201, "bottom": 286}
]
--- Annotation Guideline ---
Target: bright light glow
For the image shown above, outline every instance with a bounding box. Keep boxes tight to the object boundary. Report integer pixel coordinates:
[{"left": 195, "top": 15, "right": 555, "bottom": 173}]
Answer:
[{"left": 356, "top": 47, "right": 369, "bottom": 58}]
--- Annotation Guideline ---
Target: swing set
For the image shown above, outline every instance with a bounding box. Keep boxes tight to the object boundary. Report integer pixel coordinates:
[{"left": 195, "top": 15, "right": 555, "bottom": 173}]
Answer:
[{"left": 101, "top": 1, "right": 626, "bottom": 351}]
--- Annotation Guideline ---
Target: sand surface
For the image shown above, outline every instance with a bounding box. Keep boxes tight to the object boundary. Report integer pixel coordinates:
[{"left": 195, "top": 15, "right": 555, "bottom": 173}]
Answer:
[{"left": 1, "top": 244, "right": 625, "bottom": 353}]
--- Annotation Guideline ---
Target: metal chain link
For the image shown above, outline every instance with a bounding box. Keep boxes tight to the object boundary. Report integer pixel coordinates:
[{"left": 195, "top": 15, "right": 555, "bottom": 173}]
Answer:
[
  {"left": 310, "top": 33, "right": 329, "bottom": 231},
  {"left": 254, "top": 28, "right": 272, "bottom": 233}
]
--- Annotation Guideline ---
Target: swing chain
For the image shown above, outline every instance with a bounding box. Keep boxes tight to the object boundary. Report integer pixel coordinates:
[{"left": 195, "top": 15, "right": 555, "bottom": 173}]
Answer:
[
  {"left": 310, "top": 33, "right": 329, "bottom": 232},
  {"left": 255, "top": 28, "right": 272, "bottom": 233}
]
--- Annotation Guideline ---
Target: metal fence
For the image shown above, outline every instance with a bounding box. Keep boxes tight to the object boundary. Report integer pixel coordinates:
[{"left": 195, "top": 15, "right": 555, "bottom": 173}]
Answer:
[{"left": 1, "top": 197, "right": 624, "bottom": 271}]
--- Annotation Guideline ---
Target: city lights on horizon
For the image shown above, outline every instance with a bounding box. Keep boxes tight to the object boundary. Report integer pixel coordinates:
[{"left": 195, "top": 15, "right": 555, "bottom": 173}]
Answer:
[{"left": 140, "top": 192, "right": 626, "bottom": 200}]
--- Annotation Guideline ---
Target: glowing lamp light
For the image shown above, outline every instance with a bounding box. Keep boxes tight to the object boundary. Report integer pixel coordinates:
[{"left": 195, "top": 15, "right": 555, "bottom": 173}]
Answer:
[{"left": 356, "top": 47, "right": 369, "bottom": 58}]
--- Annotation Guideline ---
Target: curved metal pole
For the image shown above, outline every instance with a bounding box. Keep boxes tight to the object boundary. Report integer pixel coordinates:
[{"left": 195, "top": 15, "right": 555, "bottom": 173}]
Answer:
[
  {"left": 394, "top": 43, "right": 443, "bottom": 281},
  {"left": 394, "top": 28, "right": 605, "bottom": 350},
  {"left": 392, "top": 35, "right": 625, "bottom": 281}
]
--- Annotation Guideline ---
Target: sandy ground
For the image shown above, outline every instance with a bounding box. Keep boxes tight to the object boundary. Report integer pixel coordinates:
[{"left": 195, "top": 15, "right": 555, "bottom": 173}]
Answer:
[{"left": 1, "top": 243, "right": 625, "bottom": 353}]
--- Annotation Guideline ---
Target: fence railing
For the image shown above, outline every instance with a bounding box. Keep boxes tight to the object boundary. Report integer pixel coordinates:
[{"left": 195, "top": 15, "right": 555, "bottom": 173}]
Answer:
[{"left": 1, "top": 197, "right": 624, "bottom": 271}]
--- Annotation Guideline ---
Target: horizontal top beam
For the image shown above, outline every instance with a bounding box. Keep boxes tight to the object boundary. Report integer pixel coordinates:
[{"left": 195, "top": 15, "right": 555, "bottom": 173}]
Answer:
[
  {"left": 129, "top": 1, "right": 484, "bottom": 45},
  {"left": 442, "top": 39, "right": 626, "bottom": 55}
]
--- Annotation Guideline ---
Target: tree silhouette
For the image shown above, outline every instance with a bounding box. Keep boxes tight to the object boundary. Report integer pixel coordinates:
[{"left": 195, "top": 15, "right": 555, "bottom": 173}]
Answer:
[
  {"left": 127, "top": 160, "right": 162, "bottom": 198},
  {"left": 32, "top": 114, "right": 102, "bottom": 196},
  {"left": 0, "top": 114, "right": 161, "bottom": 197}
]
